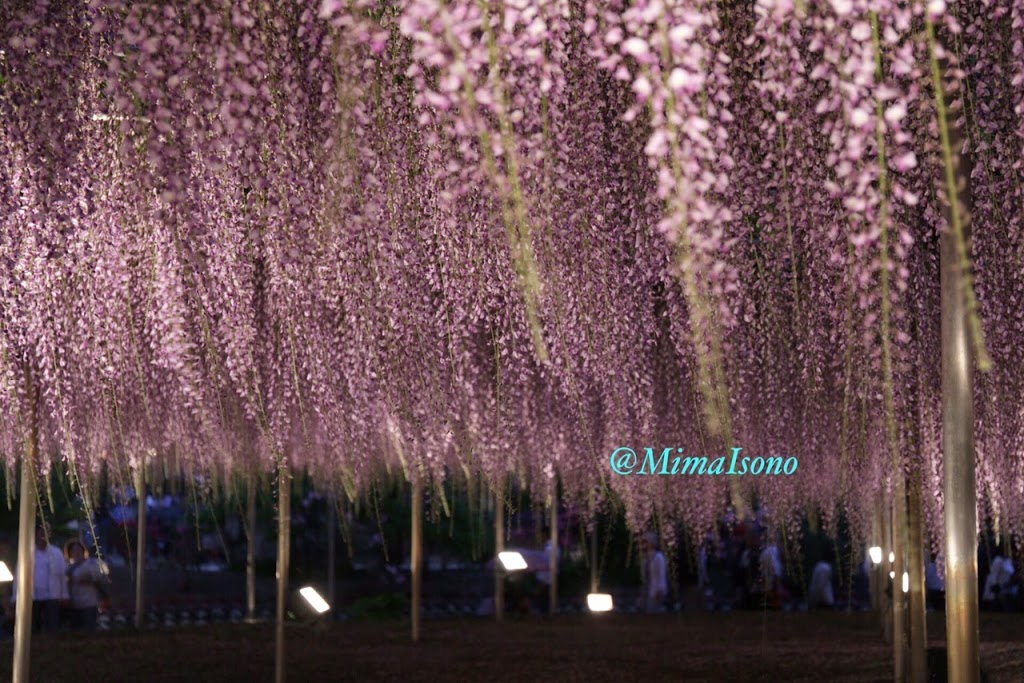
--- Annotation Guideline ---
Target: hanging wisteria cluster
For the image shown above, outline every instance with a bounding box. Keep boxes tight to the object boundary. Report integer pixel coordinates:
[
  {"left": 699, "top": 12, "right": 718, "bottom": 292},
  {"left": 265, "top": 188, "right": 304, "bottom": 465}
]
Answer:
[{"left": 1, "top": 0, "right": 1022, "bottom": 546}]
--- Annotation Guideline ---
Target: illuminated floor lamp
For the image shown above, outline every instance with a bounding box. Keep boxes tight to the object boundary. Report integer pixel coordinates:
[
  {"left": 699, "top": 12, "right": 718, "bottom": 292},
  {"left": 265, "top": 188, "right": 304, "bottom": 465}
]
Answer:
[
  {"left": 586, "top": 592, "right": 613, "bottom": 613},
  {"left": 495, "top": 551, "right": 528, "bottom": 616},
  {"left": 868, "top": 546, "right": 883, "bottom": 610},
  {"left": 497, "top": 551, "right": 528, "bottom": 572},
  {"left": 295, "top": 586, "right": 331, "bottom": 629}
]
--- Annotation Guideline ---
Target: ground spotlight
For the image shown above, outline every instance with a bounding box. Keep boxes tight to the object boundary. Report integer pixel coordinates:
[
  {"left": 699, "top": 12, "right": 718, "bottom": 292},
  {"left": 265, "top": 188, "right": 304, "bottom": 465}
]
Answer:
[
  {"left": 497, "top": 551, "right": 527, "bottom": 571},
  {"left": 586, "top": 593, "right": 613, "bottom": 613},
  {"left": 0, "top": 562, "right": 11, "bottom": 583},
  {"left": 888, "top": 551, "right": 895, "bottom": 563},
  {"left": 902, "top": 572, "right": 909, "bottom": 594},
  {"left": 299, "top": 586, "right": 330, "bottom": 614},
  {"left": 868, "top": 546, "right": 882, "bottom": 564}
]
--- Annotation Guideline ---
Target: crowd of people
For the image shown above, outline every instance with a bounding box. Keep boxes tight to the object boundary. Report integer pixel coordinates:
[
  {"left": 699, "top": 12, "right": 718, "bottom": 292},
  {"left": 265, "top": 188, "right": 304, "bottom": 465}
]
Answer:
[
  {"left": 0, "top": 483, "right": 213, "bottom": 637},
  {"left": 691, "top": 512, "right": 1023, "bottom": 615},
  {"left": 91, "top": 485, "right": 201, "bottom": 569},
  {"left": 692, "top": 515, "right": 844, "bottom": 611},
  {"left": 2, "top": 488, "right": 1022, "bottom": 636}
]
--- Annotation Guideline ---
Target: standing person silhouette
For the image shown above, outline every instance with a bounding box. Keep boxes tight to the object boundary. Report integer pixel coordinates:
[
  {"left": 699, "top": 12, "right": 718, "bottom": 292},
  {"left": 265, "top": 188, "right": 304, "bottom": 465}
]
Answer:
[
  {"left": 808, "top": 549, "right": 836, "bottom": 610},
  {"left": 11, "top": 523, "right": 68, "bottom": 633},
  {"left": 65, "top": 540, "right": 108, "bottom": 630},
  {"left": 640, "top": 532, "right": 668, "bottom": 614},
  {"left": 759, "top": 532, "right": 785, "bottom": 607},
  {"left": 535, "top": 524, "right": 559, "bottom": 615}
]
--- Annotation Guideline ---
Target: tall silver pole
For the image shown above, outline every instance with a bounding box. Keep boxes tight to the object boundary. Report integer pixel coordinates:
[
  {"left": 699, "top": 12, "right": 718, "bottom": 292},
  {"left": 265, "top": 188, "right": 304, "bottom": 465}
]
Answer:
[
  {"left": 246, "top": 474, "right": 257, "bottom": 622},
  {"left": 134, "top": 462, "right": 147, "bottom": 629},
  {"left": 495, "top": 483, "right": 504, "bottom": 621},
  {"left": 590, "top": 511, "right": 598, "bottom": 593},
  {"left": 327, "top": 492, "right": 336, "bottom": 612},
  {"left": 941, "top": 195, "right": 980, "bottom": 683},
  {"left": 937, "top": 58, "right": 981, "bottom": 683},
  {"left": 13, "top": 420, "right": 38, "bottom": 683},
  {"left": 411, "top": 477, "right": 422, "bottom": 642},
  {"left": 870, "top": 502, "right": 882, "bottom": 611},
  {"left": 275, "top": 464, "right": 291, "bottom": 683},
  {"left": 908, "top": 471, "right": 927, "bottom": 683},
  {"left": 549, "top": 487, "right": 558, "bottom": 615},
  {"left": 893, "top": 476, "right": 908, "bottom": 682},
  {"left": 882, "top": 497, "right": 893, "bottom": 643}
]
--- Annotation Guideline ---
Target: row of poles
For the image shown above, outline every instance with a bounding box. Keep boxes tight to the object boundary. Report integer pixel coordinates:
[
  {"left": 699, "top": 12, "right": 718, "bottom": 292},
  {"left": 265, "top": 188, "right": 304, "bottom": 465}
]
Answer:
[
  {"left": 6, "top": 346, "right": 980, "bottom": 683},
  {"left": 6, "top": 217, "right": 983, "bottom": 682},
  {"left": 7, "top": 436, "right": 566, "bottom": 682},
  {"left": 9, "top": 448, "right": 297, "bottom": 682}
]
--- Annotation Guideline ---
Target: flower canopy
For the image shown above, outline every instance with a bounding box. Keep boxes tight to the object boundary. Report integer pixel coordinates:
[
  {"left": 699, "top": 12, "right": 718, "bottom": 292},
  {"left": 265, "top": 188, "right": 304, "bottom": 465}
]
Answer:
[{"left": 1, "top": 0, "right": 1022, "bottom": 543}]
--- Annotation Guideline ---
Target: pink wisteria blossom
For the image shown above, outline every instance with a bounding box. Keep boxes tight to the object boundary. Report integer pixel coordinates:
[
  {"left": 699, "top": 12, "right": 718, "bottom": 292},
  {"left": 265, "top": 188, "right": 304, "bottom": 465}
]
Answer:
[{"left": 0, "top": 0, "right": 1020, "bottom": 545}]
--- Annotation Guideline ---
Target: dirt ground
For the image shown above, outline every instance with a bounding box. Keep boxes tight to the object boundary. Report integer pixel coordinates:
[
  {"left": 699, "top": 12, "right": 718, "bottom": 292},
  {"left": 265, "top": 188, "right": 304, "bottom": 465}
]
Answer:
[{"left": 1, "top": 611, "right": 1022, "bottom": 682}]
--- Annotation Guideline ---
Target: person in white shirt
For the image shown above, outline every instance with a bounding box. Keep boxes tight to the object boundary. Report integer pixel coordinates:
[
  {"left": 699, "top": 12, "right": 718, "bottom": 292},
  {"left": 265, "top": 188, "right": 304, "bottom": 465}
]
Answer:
[
  {"left": 808, "top": 550, "right": 835, "bottom": 609},
  {"left": 982, "top": 554, "right": 1016, "bottom": 608},
  {"left": 64, "top": 540, "right": 107, "bottom": 630},
  {"left": 11, "top": 524, "right": 69, "bottom": 633},
  {"left": 640, "top": 532, "right": 668, "bottom": 613},
  {"left": 760, "top": 537, "right": 784, "bottom": 594}
]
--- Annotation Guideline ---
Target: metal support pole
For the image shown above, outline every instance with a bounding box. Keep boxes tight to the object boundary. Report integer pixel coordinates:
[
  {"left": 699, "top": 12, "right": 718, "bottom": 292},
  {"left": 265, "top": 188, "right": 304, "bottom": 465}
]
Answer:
[
  {"left": 871, "top": 502, "right": 882, "bottom": 611},
  {"left": 882, "top": 498, "right": 893, "bottom": 643},
  {"left": 275, "top": 464, "right": 291, "bottom": 683},
  {"left": 893, "top": 476, "right": 908, "bottom": 682},
  {"left": 411, "top": 476, "right": 422, "bottom": 642},
  {"left": 932, "top": 41, "right": 981, "bottom": 683},
  {"left": 327, "top": 492, "right": 336, "bottom": 613},
  {"left": 409, "top": 479, "right": 421, "bottom": 643},
  {"left": 908, "top": 471, "right": 927, "bottom": 683},
  {"left": 246, "top": 474, "right": 257, "bottom": 622},
  {"left": 495, "top": 483, "right": 504, "bottom": 621},
  {"left": 941, "top": 217, "right": 981, "bottom": 683},
  {"left": 13, "top": 437, "right": 38, "bottom": 683},
  {"left": 549, "top": 487, "right": 558, "bottom": 616},
  {"left": 134, "top": 462, "right": 147, "bottom": 629}
]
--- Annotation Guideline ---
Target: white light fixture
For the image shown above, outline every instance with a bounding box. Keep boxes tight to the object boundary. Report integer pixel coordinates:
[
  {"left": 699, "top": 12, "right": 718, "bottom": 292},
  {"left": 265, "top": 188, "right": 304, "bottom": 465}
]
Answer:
[
  {"left": 498, "top": 551, "right": 527, "bottom": 571},
  {"left": 0, "top": 562, "right": 12, "bottom": 583},
  {"left": 299, "top": 586, "right": 330, "bottom": 614},
  {"left": 902, "top": 572, "right": 909, "bottom": 594},
  {"left": 889, "top": 571, "right": 896, "bottom": 579},
  {"left": 869, "top": 546, "right": 883, "bottom": 564},
  {"left": 587, "top": 593, "right": 613, "bottom": 613},
  {"left": 889, "top": 551, "right": 895, "bottom": 563}
]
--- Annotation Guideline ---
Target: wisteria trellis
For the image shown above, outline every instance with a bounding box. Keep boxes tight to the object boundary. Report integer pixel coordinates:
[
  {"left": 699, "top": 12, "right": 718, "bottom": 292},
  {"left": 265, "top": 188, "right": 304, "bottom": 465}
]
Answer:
[{"left": 0, "top": 0, "right": 1021, "bottom": 548}]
